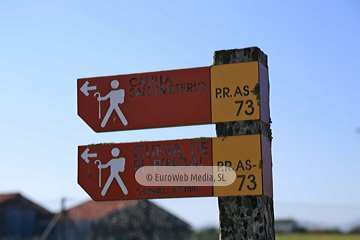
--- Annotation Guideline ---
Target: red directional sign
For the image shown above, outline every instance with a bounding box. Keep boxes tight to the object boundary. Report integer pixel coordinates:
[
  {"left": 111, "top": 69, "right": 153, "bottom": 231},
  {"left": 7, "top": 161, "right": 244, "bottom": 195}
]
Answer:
[
  {"left": 77, "top": 67, "right": 211, "bottom": 132},
  {"left": 77, "top": 62, "right": 270, "bottom": 132},
  {"left": 78, "top": 135, "right": 272, "bottom": 201}
]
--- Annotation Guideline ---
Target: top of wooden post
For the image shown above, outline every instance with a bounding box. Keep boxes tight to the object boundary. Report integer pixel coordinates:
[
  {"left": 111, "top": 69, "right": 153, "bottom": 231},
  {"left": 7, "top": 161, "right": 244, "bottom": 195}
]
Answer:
[{"left": 213, "top": 47, "right": 268, "bottom": 68}]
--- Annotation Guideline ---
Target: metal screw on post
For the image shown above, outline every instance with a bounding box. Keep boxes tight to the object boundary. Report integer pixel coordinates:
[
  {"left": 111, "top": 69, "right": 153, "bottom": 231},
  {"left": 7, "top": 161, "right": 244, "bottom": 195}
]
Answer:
[{"left": 214, "top": 47, "right": 275, "bottom": 240}]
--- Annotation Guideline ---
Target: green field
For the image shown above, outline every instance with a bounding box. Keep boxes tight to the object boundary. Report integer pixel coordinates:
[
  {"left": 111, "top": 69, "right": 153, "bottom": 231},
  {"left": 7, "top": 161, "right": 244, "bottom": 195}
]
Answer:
[{"left": 276, "top": 234, "right": 360, "bottom": 240}]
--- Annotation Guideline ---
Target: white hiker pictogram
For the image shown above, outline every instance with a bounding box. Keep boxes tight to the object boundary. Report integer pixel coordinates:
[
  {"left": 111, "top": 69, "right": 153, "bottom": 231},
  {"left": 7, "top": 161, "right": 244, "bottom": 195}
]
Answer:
[
  {"left": 96, "top": 80, "right": 128, "bottom": 127},
  {"left": 97, "top": 148, "right": 128, "bottom": 196}
]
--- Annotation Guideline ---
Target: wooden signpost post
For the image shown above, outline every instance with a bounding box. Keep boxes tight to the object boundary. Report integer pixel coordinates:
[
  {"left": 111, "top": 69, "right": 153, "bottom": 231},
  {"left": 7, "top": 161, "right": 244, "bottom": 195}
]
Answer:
[
  {"left": 77, "top": 46, "right": 274, "bottom": 239},
  {"left": 213, "top": 47, "right": 274, "bottom": 239}
]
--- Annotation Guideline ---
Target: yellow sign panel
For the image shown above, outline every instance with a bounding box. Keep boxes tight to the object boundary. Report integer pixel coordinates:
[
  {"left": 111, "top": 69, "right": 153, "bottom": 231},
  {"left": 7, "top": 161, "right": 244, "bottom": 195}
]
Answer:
[
  {"left": 212, "top": 135, "right": 263, "bottom": 197},
  {"left": 211, "top": 62, "right": 260, "bottom": 123}
]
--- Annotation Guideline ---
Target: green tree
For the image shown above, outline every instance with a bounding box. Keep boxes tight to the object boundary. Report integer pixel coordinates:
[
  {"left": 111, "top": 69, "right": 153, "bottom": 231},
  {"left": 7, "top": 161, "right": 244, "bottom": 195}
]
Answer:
[{"left": 350, "top": 225, "right": 360, "bottom": 234}]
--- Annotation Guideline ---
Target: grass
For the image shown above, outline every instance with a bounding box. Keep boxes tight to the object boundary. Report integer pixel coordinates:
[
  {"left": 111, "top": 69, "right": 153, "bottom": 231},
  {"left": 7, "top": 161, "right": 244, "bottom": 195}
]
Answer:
[{"left": 276, "top": 234, "right": 360, "bottom": 240}]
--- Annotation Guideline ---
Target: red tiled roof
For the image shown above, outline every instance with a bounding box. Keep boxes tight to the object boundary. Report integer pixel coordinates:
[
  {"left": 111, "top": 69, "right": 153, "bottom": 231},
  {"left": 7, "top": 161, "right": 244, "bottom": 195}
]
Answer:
[
  {"left": 66, "top": 200, "right": 139, "bottom": 221},
  {"left": 0, "top": 193, "right": 19, "bottom": 203}
]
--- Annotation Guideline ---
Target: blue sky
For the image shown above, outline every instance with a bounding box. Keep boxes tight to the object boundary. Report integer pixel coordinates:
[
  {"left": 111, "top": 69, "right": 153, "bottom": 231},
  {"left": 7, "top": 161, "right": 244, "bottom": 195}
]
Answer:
[{"left": 1, "top": 0, "right": 360, "bottom": 229}]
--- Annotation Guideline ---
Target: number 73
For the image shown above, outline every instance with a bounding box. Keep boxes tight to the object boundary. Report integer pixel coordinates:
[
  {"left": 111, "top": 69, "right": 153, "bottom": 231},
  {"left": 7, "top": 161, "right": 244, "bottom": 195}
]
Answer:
[
  {"left": 237, "top": 174, "right": 257, "bottom": 191},
  {"left": 235, "top": 100, "right": 255, "bottom": 116}
]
